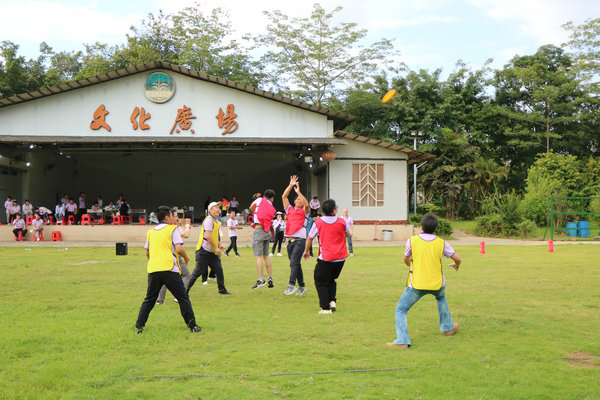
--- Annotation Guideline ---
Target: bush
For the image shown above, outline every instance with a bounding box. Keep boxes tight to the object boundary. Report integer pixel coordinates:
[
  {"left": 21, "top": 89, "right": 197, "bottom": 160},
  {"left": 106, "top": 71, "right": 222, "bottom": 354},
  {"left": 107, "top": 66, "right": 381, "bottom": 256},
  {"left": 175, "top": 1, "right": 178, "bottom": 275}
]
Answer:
[
  {"left": 436, "top": 217, "right": 453, "bottom": 237},
  {"left": 518, "top": 219, "right": 537, "bottom": 237},
  {"left": 408, "top": 214, "right": 452, "bottom": 237},
  {"left": 475, "top": 214, "right": 503, "bottom": 236}
]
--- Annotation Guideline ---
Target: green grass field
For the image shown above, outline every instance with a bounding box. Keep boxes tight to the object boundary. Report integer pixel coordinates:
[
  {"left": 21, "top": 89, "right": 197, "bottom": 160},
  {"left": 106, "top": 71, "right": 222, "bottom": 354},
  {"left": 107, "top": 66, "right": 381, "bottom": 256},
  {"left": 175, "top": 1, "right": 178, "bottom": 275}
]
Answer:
[{"left": 1, "top": 244, "right": 599, "bottom": 399}]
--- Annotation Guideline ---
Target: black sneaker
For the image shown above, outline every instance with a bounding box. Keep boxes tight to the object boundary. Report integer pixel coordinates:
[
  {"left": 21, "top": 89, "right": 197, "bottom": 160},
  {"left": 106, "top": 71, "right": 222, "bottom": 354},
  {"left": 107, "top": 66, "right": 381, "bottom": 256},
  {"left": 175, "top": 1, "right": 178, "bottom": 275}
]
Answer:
[
  {"left": 156, "top": 300, "right": 164, "bottom": 305},
  {"left": 219, "top": 290, "right": 232, "bottom": 295},
  {"left": 252, "top": 280, "right": 267, "bottom": 289},
  {"left": 268, "top": 278, "right": 274, "bottom": 288},
  {"left": 135, "top": 327, "right": 143, "bottom": 334},
  {"left": 190, "top": 325, "right": 202, "bottom": 333}
]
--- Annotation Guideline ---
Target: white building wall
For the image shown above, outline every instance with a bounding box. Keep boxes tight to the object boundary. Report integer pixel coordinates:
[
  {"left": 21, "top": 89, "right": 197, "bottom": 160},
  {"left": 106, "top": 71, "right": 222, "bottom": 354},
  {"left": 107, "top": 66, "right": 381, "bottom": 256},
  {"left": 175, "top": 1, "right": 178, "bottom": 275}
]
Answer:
[
  {"left": 328, "top": 140, "right": 408, "bottom": 221},
  {"left": 0, "top": 71, "right": 330, "bottom": 140}
]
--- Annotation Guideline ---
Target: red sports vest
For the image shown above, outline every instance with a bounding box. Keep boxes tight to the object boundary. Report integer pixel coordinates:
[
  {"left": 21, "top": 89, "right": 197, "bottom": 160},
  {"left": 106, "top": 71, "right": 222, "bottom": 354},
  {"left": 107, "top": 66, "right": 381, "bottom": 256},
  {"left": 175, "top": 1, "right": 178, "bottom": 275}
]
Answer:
[
  {"left": 285, "top": 207, "right": 306, "bottom": 236},
  {"left": 255, "top": 198, "right": 276, "bottom": 232},
  {"left": 315, "top": 218, "right": 348, "bottom": 261}
]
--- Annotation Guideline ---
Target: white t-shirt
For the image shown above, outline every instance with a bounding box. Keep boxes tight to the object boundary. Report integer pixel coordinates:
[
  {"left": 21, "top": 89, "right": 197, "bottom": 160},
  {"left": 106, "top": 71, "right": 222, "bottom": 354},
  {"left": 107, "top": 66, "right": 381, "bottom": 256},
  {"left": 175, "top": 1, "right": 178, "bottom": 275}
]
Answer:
[{"left": 227, "top": 218, "right": 238, "bottom": 237}]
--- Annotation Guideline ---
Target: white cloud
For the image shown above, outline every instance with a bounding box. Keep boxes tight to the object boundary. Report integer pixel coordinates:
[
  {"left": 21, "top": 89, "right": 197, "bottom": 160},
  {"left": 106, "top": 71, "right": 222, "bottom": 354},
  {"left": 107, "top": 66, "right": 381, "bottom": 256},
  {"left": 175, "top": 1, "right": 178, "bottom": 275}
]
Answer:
[
  {"left": 0, "top": 0, "right": 141, "bottom": 45},
  {"left": 468, "top": 0, "right": 600, "bottom": 46}
]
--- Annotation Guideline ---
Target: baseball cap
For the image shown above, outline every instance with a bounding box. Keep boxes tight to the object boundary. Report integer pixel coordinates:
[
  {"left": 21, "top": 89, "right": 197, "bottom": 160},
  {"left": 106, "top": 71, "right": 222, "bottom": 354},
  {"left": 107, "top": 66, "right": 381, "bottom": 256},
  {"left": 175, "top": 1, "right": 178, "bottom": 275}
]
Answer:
[{"left": 207, "top": 201, "right": 221, "bottom": 211}]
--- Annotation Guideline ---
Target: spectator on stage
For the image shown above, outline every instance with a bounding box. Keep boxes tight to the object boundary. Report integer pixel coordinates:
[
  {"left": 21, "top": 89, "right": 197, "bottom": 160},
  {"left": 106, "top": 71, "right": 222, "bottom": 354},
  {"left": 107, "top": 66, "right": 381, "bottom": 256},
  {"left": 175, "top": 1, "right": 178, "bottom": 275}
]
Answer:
[
  {"left": 309, "top": 196, "right": 320, "bottom": 218},
  {"left": 229, "top": 196, "right": 240, "bottom": 213},
  {"left": 5, "top": 196, "right": 13, "bottom": 224},
  {"left": 55, "top": 202, "right": 65, "bottom": 224},
  {"left": 77, "top": 192, "right": 87, "bottom": 224},
  {"left": 12, "top": 214, "right": 26, "bottom": 240},
  {"left": 104, "top": 201, "right": 117, "bottom": 219},
  {"left": 22, "top": 200, "right": 34, "bottom": 217},
  {"left": 36, "top": 206, "right": 53, "bottom": 223},
  {"left": 64, "top": 199, "right": 77, "bottom": 223},
  {"left": 96, "top": 195, "right": 103, "bottom": 208},
  {"left": 116, "top": 194, "right": 125, "bottom": 209},
  {"left": 119, "top": 199, "right": 131, "bottom": 222},
  {"left": 61, "top": 194, "right": 70, "bottom": 206},
  {"left": 10, "top": 200, "right": 21, "bottom": 223}
]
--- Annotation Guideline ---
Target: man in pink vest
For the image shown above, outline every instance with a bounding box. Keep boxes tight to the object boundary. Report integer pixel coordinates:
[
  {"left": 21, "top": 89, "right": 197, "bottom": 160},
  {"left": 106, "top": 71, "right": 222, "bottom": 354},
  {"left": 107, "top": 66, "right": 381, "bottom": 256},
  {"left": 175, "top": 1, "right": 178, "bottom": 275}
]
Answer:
[
  {"left": 303, "top": 199, "right": 352, "bottom": 314},
  {"left": 250, "top": 189, "right": 277, "bottom": 289},
  {"left": 281, "top": 175, "right": 310, "bottom": 296}
]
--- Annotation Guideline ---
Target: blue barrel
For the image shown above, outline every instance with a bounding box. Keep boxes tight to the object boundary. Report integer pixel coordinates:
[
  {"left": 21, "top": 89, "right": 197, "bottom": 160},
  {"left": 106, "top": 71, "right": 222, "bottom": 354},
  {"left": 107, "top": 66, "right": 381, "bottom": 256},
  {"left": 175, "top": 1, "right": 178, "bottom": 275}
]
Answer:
[
  {"left": 565, "top": 222, "right": 578, "bottom": 237},
  {"left": 577, "top": 221, "right": 590, "bottom": 238}
]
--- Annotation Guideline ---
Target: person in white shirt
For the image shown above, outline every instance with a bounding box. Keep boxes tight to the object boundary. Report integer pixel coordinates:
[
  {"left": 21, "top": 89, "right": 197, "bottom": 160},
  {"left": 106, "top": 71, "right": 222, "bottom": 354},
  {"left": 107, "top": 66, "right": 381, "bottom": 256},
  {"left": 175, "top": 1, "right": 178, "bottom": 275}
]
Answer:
[
  {"left": 225, "top": 211, "right": 242, "bottom": 257},
  {"left": 270, "top": 212, "right": 286, "bottom": 256},
  {"left": 31, "top": 213, "right": 45, "bottom": 241},
  {"left": 342, "top": 208, "right": 354, "bottom": 256}
]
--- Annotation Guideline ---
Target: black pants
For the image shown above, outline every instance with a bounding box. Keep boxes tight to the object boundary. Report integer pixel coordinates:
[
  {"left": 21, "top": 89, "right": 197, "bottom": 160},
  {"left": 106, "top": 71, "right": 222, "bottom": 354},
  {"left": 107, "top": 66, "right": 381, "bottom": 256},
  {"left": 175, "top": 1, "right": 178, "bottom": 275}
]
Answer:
[
  {"left": 272, "top": 231, "right": 284, "bottom": 254},
  {"left": 314, "top": 259, "right": 345, "bottom": 310},
  {"left": 226, "top": 236, "right": 239, "bottom": 256},
  {"left": 136, "top": 271, "right": 197, "bottom": 329},
  {"left": 13, "top": 228, "right": 26, "bottom": 238},
  {"left": 188, "top": 249, "right": 226, "bottom": 292},
  {"left": 287, "top": 238, "right": 306, "bottom": 286},
  {"left": 76, "top": 208, "right": 87, "bottom": 224}
]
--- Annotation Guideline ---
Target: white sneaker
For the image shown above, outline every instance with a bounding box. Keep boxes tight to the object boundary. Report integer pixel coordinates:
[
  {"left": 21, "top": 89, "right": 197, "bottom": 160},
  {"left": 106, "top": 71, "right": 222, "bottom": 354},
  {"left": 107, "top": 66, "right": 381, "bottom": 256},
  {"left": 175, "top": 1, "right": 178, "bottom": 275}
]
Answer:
[
  {"left": 268, "top": 253, "right": 273, "bottom": 257},
  {"left": 350, "top": 253, "right": 354, "bottom": 257},
  {"left": 283, "top": 285, "right": 297, "bottom": 296},
  {"left": 202, "top": 281, "right": 208, "bottom": 285},
  {"left": 296, "top": 287, "right": 307, "bottom": 296},
  {"left": 318, "top": 309, "right": 333, "bottom": 314},
  {"left": 329, "top": 301, "right": 337, "bottom": 311},
  {"left": 173, "top": 298, "right": 179, "bottom": 303},
  {"left": 277, "top": 253, "right": 282, "bottom": 256}
]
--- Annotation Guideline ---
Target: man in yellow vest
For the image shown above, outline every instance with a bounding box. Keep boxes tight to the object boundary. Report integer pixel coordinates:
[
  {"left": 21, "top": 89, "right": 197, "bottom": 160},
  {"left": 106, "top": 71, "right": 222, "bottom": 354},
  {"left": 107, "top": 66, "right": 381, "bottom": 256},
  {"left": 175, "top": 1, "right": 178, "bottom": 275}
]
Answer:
[
  {"left": 135, "top": 206, "right": 201, "bottom": 333},
  {"left": 186, "top": 202, "right": 231, "bottom": 295},
  {"left": 387, "top": 213, "right": 461, "bottom": 348}
]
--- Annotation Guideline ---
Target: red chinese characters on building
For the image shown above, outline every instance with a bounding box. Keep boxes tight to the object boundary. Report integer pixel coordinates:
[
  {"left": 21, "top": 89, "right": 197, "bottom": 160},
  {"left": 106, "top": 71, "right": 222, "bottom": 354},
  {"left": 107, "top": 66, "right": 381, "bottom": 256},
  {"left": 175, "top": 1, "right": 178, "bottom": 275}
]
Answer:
[
  {"left": 170, "top": 105, "right": 196, "bottom": 134},
  {"left": 90, "top": 105, "right": 111, "bottom": 132},
  {"left": 130, "top": 107, "right": 151, "bottom": 130},
  {"left": 216, "top": 104, "right": 238, "bottom": 135}
]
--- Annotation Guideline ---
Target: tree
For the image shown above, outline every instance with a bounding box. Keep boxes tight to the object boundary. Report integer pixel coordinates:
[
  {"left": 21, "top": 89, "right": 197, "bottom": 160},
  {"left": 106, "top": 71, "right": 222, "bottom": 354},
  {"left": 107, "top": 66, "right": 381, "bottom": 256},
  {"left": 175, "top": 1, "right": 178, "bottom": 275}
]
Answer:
[
  {"left": 0, "top": 41, "right": 45, "bottom": 98},
  {"left": 563, "top": 17, "right": 600, "bottom": 82},
  {"left": 256, "top": 3, "right": 396, "bottom": 107}
]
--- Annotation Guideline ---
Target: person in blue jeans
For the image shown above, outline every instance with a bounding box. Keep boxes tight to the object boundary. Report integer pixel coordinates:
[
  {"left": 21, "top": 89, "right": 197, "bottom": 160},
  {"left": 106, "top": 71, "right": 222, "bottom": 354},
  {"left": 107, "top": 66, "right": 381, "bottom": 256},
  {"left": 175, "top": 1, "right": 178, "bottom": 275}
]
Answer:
[{"left": 387, "top": 213, "right": 461, "bottom": 348}]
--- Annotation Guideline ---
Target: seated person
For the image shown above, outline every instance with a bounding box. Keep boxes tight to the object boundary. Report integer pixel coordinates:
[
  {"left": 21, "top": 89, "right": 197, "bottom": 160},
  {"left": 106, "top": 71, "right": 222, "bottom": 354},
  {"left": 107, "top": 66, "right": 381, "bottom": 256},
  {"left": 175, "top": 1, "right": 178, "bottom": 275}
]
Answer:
[
  {"left": 64, "top": 199, "right": 77, "bottom": 223},
  {"left": 10, "top": 200, "right": 21, "bottom": 223},
  {"left": 22, "top": 200, "right": 34, "bottom": 217},
  {"left": 31, "top": 213, "right": 45, "bottom": 241},
  {"left": 55, "top": 202, "right": 65, "bottom": 224},
  {"left": 12, "top": 214, "right": 26, "bottom": 240},
  {"left": 119, "top": 200, "right": 131, "bottom": 222},
  {"left": 36, "top": 206, "right": 53, "bottom": 223},
  {"left": 103, "top": 201, "right": 117, "bottom": 219}
]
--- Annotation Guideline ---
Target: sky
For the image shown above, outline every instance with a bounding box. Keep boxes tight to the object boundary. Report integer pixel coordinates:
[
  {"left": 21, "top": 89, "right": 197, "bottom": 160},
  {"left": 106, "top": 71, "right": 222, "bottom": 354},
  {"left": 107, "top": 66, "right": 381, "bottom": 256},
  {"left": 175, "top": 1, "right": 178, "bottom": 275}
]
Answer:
[{"left": 1, "top": 0, "right": 599, "bottom": 75}]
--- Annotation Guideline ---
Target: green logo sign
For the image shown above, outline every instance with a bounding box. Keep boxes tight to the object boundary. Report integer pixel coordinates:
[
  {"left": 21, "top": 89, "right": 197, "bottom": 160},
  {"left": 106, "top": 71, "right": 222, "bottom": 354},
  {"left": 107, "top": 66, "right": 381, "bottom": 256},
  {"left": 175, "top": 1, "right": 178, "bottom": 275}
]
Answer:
[{"left": 144, "top": 72, "right": 175, "bottom": 103}]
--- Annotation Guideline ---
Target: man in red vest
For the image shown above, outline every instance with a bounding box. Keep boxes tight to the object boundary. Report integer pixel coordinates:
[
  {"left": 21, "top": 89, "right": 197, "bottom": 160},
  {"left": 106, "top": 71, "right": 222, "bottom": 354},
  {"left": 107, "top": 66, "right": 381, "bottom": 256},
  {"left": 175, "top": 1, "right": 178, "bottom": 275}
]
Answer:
[
  {"left": 303, "top": 199, "right": 352, "bottom": 314},
  {"left": 281, "top": 175, "right": 310, "bottom": 296},
  {"left": 250, "top": 189, "right": 277, "bottom": 289}
]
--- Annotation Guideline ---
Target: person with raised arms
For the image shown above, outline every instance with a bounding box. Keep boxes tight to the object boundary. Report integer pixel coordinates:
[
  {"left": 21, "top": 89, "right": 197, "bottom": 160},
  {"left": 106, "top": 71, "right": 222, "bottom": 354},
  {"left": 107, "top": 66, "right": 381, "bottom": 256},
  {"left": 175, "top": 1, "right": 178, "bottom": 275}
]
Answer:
[{"left": 281, "top": 175, "right": 310, "bottom": 296}]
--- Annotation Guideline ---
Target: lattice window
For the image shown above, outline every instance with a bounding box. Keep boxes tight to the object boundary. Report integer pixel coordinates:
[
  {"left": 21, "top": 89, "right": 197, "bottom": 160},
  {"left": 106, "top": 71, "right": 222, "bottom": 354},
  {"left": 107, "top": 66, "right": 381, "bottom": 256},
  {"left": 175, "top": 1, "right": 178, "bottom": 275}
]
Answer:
[{"left": 352, "top": 163, "right": 384, "bottom": 207}]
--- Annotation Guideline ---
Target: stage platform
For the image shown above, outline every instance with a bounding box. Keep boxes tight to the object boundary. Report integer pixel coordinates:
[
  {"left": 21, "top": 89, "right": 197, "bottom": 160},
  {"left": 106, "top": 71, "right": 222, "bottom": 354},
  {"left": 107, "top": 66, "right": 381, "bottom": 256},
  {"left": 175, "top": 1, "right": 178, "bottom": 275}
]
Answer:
[{"left": 1, "top": 222, "right": 416, "bottom": 244}]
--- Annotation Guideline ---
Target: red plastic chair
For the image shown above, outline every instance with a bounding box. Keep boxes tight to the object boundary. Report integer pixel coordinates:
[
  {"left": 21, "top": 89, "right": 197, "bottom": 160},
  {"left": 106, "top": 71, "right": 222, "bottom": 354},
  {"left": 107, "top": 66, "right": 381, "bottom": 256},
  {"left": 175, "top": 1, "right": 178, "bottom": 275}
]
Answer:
[
  {"left": 81, "top": 214, "right": 91, "bottom": 225},
  {"left": 51, "top": 231, "right": 62, "bottom": 241},
  {"left": 25, "top": 215, "right": 35, "bottom": 225},
  {"left": 47, "top": 215, "right": 55, "bottom": 225},
  {"left": 36, "top": 231, "right": 44, "bottom": 241},
  {"left": 112, "top": 215, "right": 124, "bottom": 225},
  {"left": 139, "top": 218, "right": 146, "bottom": 225},
  {"left": 15, "top": 230, "right": 24, "bottom": 241},
  {"left": 67, "top": 215, "right": 75, "bottom": 225}
]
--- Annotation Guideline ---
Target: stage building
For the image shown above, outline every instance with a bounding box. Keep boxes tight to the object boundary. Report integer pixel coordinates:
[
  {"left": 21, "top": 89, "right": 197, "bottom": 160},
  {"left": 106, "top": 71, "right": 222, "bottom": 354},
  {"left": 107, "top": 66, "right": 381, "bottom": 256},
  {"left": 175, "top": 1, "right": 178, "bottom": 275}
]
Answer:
[{"left": 0, "top": 61, "right": 434, "bottom": 233}]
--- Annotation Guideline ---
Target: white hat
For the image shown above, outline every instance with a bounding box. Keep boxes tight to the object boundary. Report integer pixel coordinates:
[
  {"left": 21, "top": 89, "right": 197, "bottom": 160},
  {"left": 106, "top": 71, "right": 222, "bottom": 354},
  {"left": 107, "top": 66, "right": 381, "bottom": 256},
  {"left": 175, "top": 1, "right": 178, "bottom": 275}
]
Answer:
[{"left": 207, "top": 201, "right": 220, "bottom": 211}]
